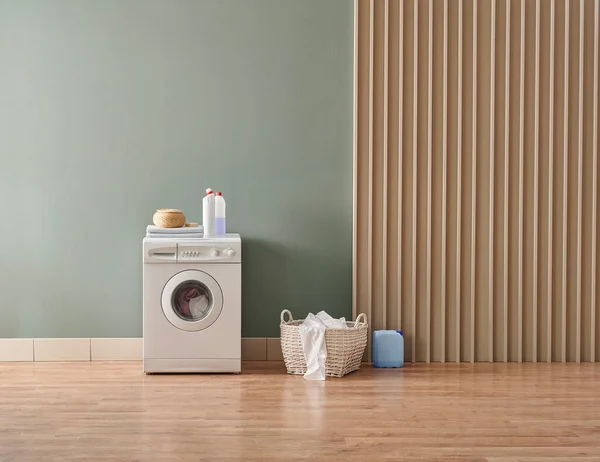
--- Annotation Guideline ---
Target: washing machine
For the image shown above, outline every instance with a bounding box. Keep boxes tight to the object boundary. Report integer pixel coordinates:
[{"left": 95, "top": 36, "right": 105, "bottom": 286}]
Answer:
[{"left": 142, "top": 234, "right": 241, "bottom": 373}]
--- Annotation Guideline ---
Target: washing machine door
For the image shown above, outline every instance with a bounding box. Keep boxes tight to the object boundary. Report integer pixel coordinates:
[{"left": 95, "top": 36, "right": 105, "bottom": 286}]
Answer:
[{"left": 161, "top": 269, "right": 223, "bottom": 332}]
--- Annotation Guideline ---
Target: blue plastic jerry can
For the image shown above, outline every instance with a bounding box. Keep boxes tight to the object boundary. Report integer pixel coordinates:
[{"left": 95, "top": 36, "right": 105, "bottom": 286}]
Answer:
[{"left": 373, "top": 330, "right": 404, "bottom": 368}]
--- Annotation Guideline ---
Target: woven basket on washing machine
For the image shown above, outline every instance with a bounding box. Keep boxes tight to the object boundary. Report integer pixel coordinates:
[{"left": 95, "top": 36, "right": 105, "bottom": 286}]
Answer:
[{"left": 279, "top": 310, "right": 368, "bottom": 378}]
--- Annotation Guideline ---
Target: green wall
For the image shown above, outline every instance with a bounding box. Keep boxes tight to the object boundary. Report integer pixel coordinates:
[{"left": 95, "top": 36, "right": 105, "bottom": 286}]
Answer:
[{"left": 0, "top": 0, "right": 353, "bottom": 338}]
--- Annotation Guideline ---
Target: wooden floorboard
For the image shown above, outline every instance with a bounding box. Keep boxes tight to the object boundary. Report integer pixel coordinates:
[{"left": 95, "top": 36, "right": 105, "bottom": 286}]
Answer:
[{"left": 0, "top": 362, "right": 599, "bottom": 461}]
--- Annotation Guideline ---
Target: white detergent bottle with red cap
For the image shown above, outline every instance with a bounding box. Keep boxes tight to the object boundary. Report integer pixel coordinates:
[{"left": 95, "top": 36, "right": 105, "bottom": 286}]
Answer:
[
  {"left": 202, "top": 188, "right": 215, "bottom": 237},
  {"left": 215, "top": 192, "right": 226, "bottom": 236}
]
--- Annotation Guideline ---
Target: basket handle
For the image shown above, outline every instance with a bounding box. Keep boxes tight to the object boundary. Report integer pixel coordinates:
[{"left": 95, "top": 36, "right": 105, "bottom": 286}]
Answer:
[
  {"left": 280, "top": 310, "right": 293, "bottom": 324},
  {"left": 354, "top": 313, "right": 367, "bottom": 327}
]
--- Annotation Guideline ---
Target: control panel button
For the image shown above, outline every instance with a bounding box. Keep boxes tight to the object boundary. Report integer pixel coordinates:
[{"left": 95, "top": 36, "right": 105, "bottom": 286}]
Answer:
[
  {"left": 227, "top": 249, "right": 236, "bottom": 257},
  {"left": 212, "top": 249, "right": 220, "bottom": 257}
]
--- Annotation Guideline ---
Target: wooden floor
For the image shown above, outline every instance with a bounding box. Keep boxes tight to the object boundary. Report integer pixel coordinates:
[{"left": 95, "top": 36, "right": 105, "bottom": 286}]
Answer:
[{"left": 0, "top": 362, "right": 599, "bottom": 461}]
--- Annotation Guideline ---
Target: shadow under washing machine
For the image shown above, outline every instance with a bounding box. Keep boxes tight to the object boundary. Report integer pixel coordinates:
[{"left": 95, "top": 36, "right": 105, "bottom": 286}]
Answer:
[{"left": 142, "top": 234, "right": 241, "bottom": 373}]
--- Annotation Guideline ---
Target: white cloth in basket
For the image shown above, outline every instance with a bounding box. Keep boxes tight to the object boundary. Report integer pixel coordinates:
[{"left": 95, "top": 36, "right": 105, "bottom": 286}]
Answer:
[
  {"left": 299, "top": 312, "right": 348, "bottom": 381},
  {"left": 315, "top": 311, "right": 348, "bottom": 329}
]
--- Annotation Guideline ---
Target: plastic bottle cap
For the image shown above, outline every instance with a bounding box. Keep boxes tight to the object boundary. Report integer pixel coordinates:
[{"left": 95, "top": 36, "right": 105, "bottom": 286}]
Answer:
[
  {"left": 206, "top": 188, "right": 213, "bottom": 195},
  {"left": 216, "top": 192, "right": 222, "bottom": 196}
]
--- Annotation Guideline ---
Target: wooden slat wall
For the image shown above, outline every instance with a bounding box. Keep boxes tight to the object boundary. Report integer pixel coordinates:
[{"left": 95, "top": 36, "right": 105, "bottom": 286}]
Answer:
[{"left": 353, "top": 0, "right": 600, "bottom": 362}]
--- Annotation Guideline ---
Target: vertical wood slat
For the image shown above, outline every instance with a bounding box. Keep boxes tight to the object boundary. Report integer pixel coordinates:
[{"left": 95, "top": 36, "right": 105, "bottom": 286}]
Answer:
[
  {"left": 397, "top": 0, "right": 404, "bottom": 337},
  {"left": 576, "top": 0, "right": 584, "bottom": 363},
  {"left": 426, "top": 0, "right": 433, "bottom": 363},
  {"left": 489, "top": 0, "right": 496, "bottom": 363},
  {"left": 382, "top": 0, "right": 389, "bottom": 331},
  {"left": 411, "top": 0, "right": 418, "bottom": 363},
  {"left": 470, "top": 0, "right": 478, "bottom": 364},
  {"left": 352, "top": 0, "right": 359, "bottom": 325},
  {"left": 503, "top": 0, "right": 510, "bottom": 363},
  {"left": 533, "top": 0, "right": 540, "bottom": 363},
  {"left": 518, "top": 0, "right": 525, "bottom": 363},
  {"left": 561, "top": 0, "right": 570, "bottom": 363},
  {"left": 456, "top": 0, "right": 463, "bottom": 363},
  {"left": 353, "top": 0, "right": 598, "bottom": 363},
  {"left": 592, "top": 0, "right": 599, "bottom": 363},
  {"left": 547, "top": 0, "right": 555, "bottom": 363},
  {"left": 367, "top": 0, "right": 374, "bottom": 355},
  {"left": 441, "top": 0, "right": 448, "bottom": 363}
]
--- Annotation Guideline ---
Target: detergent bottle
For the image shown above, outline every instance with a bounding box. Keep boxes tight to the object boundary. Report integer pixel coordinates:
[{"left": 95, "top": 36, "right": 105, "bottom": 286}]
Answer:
[
  {"left": 202, "top": 188, "right": 215, "bottom": 237},
  {"left": 373, "top": 330, "right": 404, "bottom": 368},
  {"left": 215, "top": 192, "right": 226, "bottom": 236}
]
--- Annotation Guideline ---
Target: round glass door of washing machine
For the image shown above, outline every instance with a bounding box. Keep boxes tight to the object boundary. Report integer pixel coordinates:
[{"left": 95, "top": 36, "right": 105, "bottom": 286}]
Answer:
[{"left": 161, "top": 270, "right": 223, "bottom": 332}]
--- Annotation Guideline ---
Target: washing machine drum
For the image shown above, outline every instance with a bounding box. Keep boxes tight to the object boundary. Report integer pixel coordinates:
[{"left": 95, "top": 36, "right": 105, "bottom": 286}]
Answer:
[{"left": 161, "top": 270, "right": 223, "bottom": 332}]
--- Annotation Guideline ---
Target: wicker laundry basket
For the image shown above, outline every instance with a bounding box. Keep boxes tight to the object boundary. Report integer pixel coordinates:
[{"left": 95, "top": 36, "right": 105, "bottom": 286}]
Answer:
[{"left": 279, "top": 310, "right": 368, "bottom": 378}]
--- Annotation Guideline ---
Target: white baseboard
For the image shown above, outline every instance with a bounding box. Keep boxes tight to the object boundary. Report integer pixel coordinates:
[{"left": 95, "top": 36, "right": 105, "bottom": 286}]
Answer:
[
  {"left": 0, "top": 339, "right": 34, "bottom": 361},
  {"left": 91, "top": 338, "right": 143, "bottom": 361},
  {"left": 0, "top": 338, "right": 282, "bottom": 362},
  {"left": 266, "top": 338, "right": 283, "bottom": 360},
  {"left": 241, "top": 338, "right": 283, "bottom": 360},
  {"left": 34, "top": 338, "right": 90, "bottom": 361},
  {"left": 241, "top": 338, "right": 267, "bottom": 360}
]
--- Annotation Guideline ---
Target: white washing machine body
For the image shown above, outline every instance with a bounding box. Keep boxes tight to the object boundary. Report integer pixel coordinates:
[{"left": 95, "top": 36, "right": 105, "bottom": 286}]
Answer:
[{"left": 143, "top": 234, "right": 241, "bottom": 373}]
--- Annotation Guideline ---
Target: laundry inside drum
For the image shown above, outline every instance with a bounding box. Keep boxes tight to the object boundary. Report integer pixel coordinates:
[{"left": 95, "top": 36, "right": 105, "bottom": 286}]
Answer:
[{"left": 171, "top": 280, "right": 213, "bottom": 321}]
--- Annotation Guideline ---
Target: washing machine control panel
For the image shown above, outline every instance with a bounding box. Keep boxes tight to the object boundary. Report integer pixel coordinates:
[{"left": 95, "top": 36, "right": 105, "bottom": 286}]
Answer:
[{"left": 177, "top": 242, "right": 241, "bottom": 262}]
